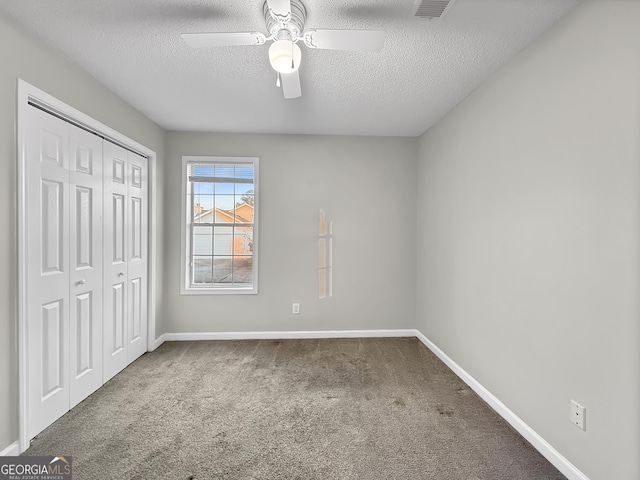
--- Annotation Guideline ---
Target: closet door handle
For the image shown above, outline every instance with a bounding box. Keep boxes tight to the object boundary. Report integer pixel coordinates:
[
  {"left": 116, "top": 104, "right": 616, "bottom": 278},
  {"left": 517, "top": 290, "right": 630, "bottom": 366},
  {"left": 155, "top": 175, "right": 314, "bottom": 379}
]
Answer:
[
  {"left": 77, "top": 279, "right": 86, "bottom": 285},
  {"left": 118, "top": 272, "right": 125, "bottom": 277}
]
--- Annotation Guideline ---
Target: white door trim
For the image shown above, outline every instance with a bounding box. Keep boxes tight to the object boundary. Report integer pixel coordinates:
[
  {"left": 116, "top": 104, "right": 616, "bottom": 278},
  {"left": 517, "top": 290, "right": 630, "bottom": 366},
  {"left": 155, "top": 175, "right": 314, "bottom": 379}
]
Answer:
[{"left": 16, "top": 79, "right": 158, "bottom": 453}]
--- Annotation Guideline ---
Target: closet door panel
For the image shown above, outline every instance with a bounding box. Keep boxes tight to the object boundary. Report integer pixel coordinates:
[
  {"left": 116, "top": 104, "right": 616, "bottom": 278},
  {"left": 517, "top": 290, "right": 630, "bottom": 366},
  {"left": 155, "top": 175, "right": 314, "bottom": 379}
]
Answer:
[
  {"left": 103, "top": 142, "right": 130, "bottom": 381},
  {"left": 127, "top": 155, "right": 148, "bottom": 362},
  {"left": 26, "top": 107, "right": 70, "bottom": 439},
  {"left": 69, "top": 126, "right": 103, "bottom": 408}
]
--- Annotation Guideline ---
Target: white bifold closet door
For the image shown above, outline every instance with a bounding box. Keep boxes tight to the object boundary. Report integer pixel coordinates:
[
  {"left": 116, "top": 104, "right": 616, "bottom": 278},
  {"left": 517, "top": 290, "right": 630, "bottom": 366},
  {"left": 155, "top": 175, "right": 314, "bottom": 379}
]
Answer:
[
  {"left": 25, "top": 105, "right": 149, "bottom": 441},
  {"left": 26, "top": 106, "right": 104, "bottom": 439},
  {"left": 103, "top": 142, "right": 148, "bottom": 382}
]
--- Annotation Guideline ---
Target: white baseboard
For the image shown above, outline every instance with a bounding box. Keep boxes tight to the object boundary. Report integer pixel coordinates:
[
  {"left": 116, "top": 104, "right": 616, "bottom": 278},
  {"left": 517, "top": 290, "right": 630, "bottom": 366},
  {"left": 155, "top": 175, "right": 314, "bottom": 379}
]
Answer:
[
  {"left": 161, "top": 329, "right": 416, "bottom": 342},
  {"left": 0, "top": 441, "right": 19, "bottom": 456},
  {"left": 414, "top": 330, "right": 589, "bottom": 480},
  {"left": 151, "top": 333, "right": 167, "bottom": 350}
]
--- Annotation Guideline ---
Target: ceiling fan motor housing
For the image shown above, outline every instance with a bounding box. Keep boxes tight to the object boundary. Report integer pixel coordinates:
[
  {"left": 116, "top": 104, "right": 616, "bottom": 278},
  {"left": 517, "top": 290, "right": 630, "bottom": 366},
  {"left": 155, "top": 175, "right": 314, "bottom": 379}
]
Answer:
[
  {"left": 264, "top": 0, "right": 307, "bottom": 41},
  {"left": 182, "top": 0, "right": 384, "bottom": 100}
]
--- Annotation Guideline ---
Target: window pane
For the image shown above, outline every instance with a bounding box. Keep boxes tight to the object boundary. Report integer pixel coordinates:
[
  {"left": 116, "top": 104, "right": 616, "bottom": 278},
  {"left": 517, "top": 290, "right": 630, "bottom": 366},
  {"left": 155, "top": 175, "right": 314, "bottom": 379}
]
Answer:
[
  {"left": 195, "top": 195, "right": 214, "bottom": 210},
  {"left": 234, "top": 256, "right": 253, "bottom": 284},
  {"left": 215, "top": 182, "right": 234, "bottom": 195},
  {"left": 193, "top": 195, "right": 213, "bottom": 223},
  {"left": 213, "top": 257, "right": 233, "bottom": 283},
  {"left": 193, "top": 226, "right": 213, "bottom": 255},
  {"left": 193, "top": 201, "right": 209, "bottom": 218},
  {"left": 193, "top": 256, "right": 213, "bottom": 283},
  {"left": 235, "top": 183, "right": 254, "bottom": 195},
  {"left": 215, "top": 164, "right": 234, "bottom": 179},
  {"left": 193, "top": 182, "right": 214, "bottom": 195},
  {"left": 234, "top": 200, "right": 253, "bottom": 223},
  {"left": 213, "top": 226, "right": 233, "bottom": 255},
  {"left": 214, "top": 195, "right": 235, "bottom": 222},
  {"left": 191, "top": 164, "right": 214, "bottom": 178},
  {"left": 234, "top": 227, "right": 253, "bottom": 255},
  {"left": 235, "top": 165, "right": 254, "bottom": 182}
]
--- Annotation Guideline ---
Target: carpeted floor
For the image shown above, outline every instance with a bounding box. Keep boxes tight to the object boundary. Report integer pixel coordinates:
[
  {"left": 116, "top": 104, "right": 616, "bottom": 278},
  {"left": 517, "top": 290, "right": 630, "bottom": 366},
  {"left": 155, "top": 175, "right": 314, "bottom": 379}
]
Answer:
[{"left": 24, "top": 338, "right": 566, "bottom": 479}]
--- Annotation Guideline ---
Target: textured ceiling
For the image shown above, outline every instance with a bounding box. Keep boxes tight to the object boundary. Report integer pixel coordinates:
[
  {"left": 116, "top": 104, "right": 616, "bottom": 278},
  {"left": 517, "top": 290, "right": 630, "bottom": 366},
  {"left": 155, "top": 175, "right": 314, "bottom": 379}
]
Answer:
[{"left": 0, "top": 0, "right": 580, "bottom": 136}]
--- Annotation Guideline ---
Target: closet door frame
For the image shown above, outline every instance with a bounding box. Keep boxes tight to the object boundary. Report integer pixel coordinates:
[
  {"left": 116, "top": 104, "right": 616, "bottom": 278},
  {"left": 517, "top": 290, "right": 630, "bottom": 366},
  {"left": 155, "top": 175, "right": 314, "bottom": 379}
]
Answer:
[{"left": 16, "top": 80, "right": 159, "bottom": 453}]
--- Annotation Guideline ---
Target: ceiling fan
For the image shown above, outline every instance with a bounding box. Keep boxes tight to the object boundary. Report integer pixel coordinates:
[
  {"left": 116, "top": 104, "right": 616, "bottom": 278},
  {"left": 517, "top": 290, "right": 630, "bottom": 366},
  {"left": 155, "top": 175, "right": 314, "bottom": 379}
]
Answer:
[{"left": 181, "top": 0, "right": 385, "bottom": 99}]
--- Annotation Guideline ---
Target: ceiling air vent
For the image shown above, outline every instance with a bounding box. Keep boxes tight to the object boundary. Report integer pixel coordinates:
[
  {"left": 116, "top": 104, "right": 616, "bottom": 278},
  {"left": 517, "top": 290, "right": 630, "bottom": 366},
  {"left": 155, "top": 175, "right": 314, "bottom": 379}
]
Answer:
[{"left": 411, "top": 0, "right": 457, "bottom": 19}]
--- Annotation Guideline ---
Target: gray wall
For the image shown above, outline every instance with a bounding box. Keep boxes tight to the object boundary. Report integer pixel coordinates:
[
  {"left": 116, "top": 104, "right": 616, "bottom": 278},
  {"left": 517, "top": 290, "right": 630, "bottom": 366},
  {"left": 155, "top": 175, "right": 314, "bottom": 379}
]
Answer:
[
  {"left": 0, "top": 14, "right": 165, "bottom": 450},
  {"left": 163, "top": 132, "right": 418, "bottom": 333},
  {"left": 416, "top": 2, "right": 640, "bottom": 479}
]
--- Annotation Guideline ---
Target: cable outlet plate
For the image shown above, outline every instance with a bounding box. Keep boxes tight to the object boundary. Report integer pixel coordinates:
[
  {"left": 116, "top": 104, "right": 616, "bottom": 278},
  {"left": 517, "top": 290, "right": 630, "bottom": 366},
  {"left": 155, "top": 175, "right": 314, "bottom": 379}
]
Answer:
[{"left": 570, "top": 400, "right": 586, "bottom": 431}]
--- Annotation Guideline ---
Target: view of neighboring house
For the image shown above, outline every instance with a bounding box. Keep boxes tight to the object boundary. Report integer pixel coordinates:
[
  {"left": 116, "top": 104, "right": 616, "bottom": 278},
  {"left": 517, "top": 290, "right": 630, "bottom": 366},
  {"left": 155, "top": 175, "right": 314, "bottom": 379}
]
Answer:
[{"left": 193, "top": 202, "right": 254, "bottom": 256}]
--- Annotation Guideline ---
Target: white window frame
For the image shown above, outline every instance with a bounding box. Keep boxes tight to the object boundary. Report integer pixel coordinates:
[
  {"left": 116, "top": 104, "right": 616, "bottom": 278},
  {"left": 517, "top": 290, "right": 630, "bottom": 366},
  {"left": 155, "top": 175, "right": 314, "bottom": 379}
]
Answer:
[{"left": 180, "top": 156, "right": 259, "bottom": 295}]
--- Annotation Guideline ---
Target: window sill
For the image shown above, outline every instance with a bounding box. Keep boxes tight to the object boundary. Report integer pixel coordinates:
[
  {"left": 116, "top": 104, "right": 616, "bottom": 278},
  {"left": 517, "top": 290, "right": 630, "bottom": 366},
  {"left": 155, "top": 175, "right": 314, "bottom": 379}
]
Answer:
[{"left": 180, "top": 285, "right": 258, "bottom": 295}]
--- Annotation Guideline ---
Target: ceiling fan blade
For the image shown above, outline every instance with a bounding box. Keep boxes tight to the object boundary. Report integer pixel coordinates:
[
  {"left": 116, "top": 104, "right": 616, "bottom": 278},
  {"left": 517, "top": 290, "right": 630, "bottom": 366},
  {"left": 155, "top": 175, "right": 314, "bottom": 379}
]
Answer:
[
  {"left": 281, "top": 70, "right": 301, "bottom": 99},
  {"left": 182, "top": 32, "right": 266, "bottom": 48},
  {"left": 303, "top": 29, "right": 385, "bottom": 52},
  {"left": 266, "top": 0, "right": 292, "bottom": 22}
]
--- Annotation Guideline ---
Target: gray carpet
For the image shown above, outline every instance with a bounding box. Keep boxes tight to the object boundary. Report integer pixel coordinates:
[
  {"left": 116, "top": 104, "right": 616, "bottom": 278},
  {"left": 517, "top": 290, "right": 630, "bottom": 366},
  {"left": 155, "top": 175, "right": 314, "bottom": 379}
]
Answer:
[{"left": 25, "top": 338, "right": 566, "bottom": 479}]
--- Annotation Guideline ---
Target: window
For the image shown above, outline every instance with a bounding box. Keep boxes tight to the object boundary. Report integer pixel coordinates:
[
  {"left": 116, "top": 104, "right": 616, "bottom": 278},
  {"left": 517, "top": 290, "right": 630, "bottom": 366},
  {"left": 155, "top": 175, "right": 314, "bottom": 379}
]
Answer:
[{"left": 181, "top": 156, "right": 258, "bottom": 294}]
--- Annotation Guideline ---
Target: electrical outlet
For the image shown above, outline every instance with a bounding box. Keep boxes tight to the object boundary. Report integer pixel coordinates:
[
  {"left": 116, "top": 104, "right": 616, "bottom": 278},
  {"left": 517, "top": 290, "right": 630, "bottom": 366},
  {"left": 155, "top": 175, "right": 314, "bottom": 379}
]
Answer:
[
  {"left": 570, "top": 400, "right": 586, "bottom": 431},
  {"left": 292, "top": 303, "right": 300, "bottom": 315}
]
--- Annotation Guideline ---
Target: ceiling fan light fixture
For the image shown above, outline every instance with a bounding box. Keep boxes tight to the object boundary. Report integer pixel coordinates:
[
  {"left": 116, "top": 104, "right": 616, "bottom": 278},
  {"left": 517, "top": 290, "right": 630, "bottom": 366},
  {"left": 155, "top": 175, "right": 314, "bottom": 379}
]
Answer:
[{"left": 269, "top": 39, "right": 302, "bottom": 74}]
